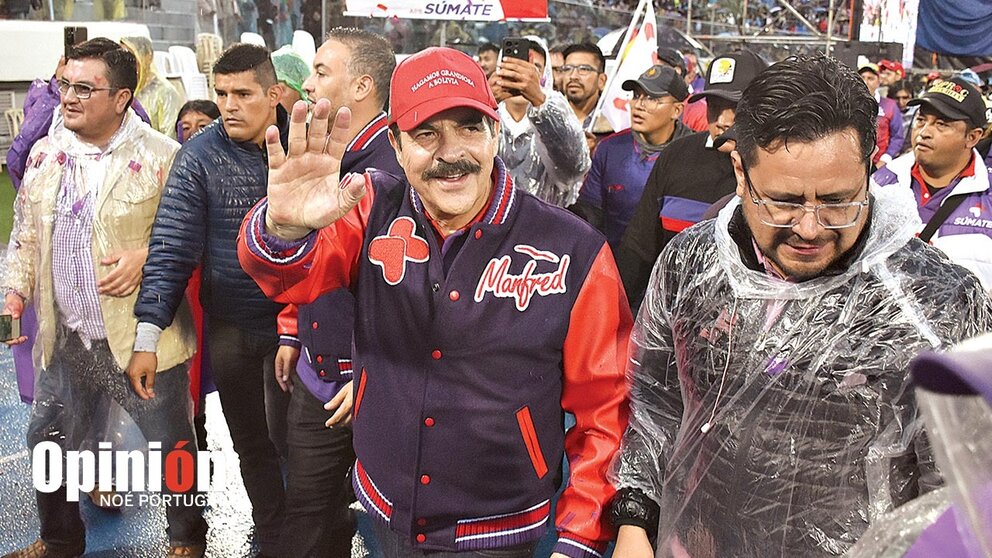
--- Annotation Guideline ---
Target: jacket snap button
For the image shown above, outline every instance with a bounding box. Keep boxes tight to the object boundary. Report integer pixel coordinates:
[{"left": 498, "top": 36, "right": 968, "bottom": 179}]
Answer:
[
  {"left": 318, "top": 370, "right": 326, "bottom": 377},
  {"left": 448, "top": 290, "right": 460, "bottom": 301},
  {"left": 420, "top": 474, "right": 431, "bottom": 485},
  {"left": 424, "top": 417, "right": 435, "bottom": 427},
  {"left": 416, "top": 534, "right": 426, "bottom": 543},
  {"left": 417, "top": 518, "right": 427, "bottom": 527},
  {"left": 431, "top": 349, "right": 442, "bottom": 360},
  {"left": 474, "top": 230, "right": 482, "bottom": 239},
  {"left": 316, "top": 355, "right": 323, "bottom": 363},
  {"left": 311, "top": 321, "right": 318, "bottom": 330}
]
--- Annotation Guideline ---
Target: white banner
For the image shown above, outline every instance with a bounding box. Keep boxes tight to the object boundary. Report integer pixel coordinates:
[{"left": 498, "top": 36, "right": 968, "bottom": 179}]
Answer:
[
  {"left": 343, "top": 0, "right": 547, "bottom": 21},
  {"left": 597, "top": 0, "right": 658, "bottom": 132},
  {"left": 858, "top": 0, "right": 919, "bottom": 67}
]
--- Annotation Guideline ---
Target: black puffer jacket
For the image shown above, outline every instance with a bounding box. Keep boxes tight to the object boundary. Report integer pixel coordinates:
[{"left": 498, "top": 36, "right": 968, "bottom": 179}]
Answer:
[{"left": 135, "top": 108, "right": 289, "bottom": 332}]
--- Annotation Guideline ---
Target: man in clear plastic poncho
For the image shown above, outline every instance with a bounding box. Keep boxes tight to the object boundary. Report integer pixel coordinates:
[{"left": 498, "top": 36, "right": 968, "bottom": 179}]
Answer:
[
  {"left": 489, "top": 36, "right": 590, "bottom": 207},
  {"left": 610, "top": 54, "right": 992, "bottom": 558},
  {"left": 121, "top": 36, "right": 185, "bottom": 139}
]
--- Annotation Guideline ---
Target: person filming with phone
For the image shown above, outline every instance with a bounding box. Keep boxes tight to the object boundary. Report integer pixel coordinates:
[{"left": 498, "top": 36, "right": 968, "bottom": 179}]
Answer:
[{"left": 490, "top": 36, "right": 589, "bottom": 208}]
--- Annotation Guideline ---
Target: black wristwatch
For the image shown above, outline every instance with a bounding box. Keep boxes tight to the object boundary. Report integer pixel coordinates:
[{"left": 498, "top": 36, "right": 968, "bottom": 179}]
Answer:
[{"left": 609, "top": 487, "right": 660, "bottom": 543}]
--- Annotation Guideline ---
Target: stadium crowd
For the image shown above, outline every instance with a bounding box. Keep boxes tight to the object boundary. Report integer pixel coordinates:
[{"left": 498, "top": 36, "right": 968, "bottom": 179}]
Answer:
[{"left": 1, "top": 17, "right": 992, "bottom": 558}]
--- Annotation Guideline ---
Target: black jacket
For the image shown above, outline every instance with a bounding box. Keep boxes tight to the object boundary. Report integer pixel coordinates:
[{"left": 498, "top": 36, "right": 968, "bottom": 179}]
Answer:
[{"left": 135, "top": 109, "right": 289, "bottom": 332}]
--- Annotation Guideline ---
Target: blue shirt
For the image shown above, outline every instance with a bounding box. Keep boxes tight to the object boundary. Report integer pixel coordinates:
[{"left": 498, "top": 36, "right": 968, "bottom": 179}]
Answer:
[{"left": 577, "top": 129, "right": 658, "bottom": 250}]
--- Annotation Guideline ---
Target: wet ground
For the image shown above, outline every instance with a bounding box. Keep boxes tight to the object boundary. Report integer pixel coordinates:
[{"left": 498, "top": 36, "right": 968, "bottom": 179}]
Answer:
[
  {"left": 0, "top": 349, "right": 381, "bottom": 557},
  {"left": 0, "top": 349, "right": 575, "bottom": 557}
]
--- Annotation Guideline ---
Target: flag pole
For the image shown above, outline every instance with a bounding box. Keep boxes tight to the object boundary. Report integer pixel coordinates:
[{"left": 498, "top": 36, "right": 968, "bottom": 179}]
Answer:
[{"left": 587, "top": 0, "right": 650, "bottom": 131}]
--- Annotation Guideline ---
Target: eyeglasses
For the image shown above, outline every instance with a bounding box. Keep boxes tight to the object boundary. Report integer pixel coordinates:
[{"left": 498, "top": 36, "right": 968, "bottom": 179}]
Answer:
[
  {"left": 742, "top": 163, "right": 870, "bottom": 229},
  {"left": 58, "top": 79, "right": 118, "bottom": 100},
  {"left": 630, "top": 93, "right": 675, "bottom": 109},
  {"left": 560, "top": 64, "right": 599, "bottom": 76}
]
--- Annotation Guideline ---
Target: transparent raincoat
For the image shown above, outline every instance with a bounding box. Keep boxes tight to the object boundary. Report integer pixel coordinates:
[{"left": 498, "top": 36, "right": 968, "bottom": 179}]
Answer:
[
  {"left": 497, "top": 36, "right": 590, "bottom": 208},
  {"left": 615, "top": 184, "right": 992, "bottom": 557},
  {"left": 121, "top": 36, "right": 185, "bottom": 139},
  {"left": 848, "top": 333, "right": 992, "bottom": 558},
  {"left": 2, "top": 111, "right": 197, "bottom": 491}
]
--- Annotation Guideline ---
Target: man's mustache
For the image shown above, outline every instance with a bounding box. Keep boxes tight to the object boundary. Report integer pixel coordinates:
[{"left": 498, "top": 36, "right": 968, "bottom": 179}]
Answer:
[{"left": 422, "top": 160, "right": 482, "bottom": 181}]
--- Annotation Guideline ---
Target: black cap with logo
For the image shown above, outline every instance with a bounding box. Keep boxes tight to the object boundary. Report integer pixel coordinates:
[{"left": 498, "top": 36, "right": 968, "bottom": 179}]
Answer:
[
  {"left": 689, "top": 50, "right": 768, "bottom": 104},
  {"left": 622, "top": 65, "right": 690, "bottom": 101},
  {"left": 908, "top": 77, "right": 988, "bottom": 130}
]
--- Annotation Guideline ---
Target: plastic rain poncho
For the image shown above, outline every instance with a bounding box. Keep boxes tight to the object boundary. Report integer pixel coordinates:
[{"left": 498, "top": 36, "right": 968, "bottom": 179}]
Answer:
[
  {"left": 3, "top": 111, "right": 198, "bottom": 500},
  {"left": 272, "top": 45, "right": 309, "bottom": 103},
  {"left": 121, "top": 36, "right": 185, "bottom": 139},
  {"left": 849, "top": 333, "right": 992, "bottom": 558},
  {"left": 615, "top": 184, "right": 992, "bottom": 557},
  {"left": 497, "top": 36, "right": 590, "bottom": 208}
]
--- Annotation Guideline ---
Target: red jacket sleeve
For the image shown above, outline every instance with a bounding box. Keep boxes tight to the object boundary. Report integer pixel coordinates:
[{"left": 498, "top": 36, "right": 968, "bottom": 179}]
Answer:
[
  {"left": 554, "top": 243, "right": 633, "bottom": 557},
  {"left": 237, "top": 176, "right": 376, "bottom": 306},
  {"left": 277, "top": 304, "right": 300, "bottom": 347}
]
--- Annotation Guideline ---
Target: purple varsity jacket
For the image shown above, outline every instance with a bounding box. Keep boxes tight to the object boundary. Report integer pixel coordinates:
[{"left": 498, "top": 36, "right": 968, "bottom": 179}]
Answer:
[{"left": 239, "top": 159, "right": 632, "bottom": 557}]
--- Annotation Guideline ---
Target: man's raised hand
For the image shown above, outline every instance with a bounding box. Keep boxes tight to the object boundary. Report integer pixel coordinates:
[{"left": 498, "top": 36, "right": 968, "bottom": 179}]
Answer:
[{"left": 263, "top": 99, "right": 369, "bottom": 241}]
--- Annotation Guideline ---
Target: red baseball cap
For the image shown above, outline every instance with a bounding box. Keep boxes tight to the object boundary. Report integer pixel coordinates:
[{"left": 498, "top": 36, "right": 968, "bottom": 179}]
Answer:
[
  {"left": 878, "top": 59, "right": 905, "bottom": 78},
  {"left": 388, "top": 47, "right": 499, "bottom": 132}
]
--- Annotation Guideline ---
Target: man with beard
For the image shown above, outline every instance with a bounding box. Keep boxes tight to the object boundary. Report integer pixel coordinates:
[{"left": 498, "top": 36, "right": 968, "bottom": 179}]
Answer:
[
  {"left": 561, "top": 42, "right": 607, "bottom": 128},
  {"left": 238, "top": 47, "right": 631, "bottom": 557},
  {"left": 872, "top": 77, "right": 992, "bottom": 291}
]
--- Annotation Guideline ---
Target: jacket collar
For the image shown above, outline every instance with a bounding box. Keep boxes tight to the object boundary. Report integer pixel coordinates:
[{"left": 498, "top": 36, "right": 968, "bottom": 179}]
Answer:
[
  {"left": 632, "top": 119, "right": 694, "bottom": 160},
  {"left": 347, "top": 113, "right": 388, "bottom": 153},
  {"left": 407, "top": 156, "right": 516, "bottom": 227},
  {"left": 942, "top": 151, "right": 990, "bottom": 197},
  {"left": 884, "top": 149, "right": 990, "bottom": 198}
]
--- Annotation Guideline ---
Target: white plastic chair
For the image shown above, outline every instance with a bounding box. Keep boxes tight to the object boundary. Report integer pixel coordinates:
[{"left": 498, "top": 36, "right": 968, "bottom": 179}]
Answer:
[
  {"left": 292, "top": 30, "right": 316, "bottom": 67},
  {"left": 5, "top": 108, "right": 24, "bottom": 137},
  {"left": 181, "top": 74, "right": 211, "bottom": 101},
  {"left": 153, "top": 51, "right": 179, "bottom": 78},
  {"left": 240, "top": 32, "right": 266, "bottom": 47},
  {"left": 168, "top": 46, "right": 200, "bottom": 76},
  {"left": 196, "top": 33, "right": 224, "bottom": 73}
]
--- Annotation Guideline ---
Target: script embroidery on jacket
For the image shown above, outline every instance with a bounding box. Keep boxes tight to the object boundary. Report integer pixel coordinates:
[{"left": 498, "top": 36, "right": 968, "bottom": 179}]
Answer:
[{"left": 474, "top": 244, "right": 569, "bottom": 311}]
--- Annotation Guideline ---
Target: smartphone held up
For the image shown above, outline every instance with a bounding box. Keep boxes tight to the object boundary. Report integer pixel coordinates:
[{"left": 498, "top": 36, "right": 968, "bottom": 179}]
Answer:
[{"left": 0, "top": 315, "right": 21, "bottom": 343}]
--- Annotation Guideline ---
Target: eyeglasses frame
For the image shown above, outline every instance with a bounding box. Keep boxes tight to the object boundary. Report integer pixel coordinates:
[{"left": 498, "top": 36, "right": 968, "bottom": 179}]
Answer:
[
  {"left": 58, "top": 79, "right": 120, "bottom": 100},
  {"left": 741, "top": 161, "right": 871, "bottom": 230}
]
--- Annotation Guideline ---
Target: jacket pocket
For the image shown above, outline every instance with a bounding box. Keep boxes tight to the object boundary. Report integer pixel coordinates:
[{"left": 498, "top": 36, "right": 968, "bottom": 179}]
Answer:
[
  {"left": 353, "top": 368, "right": 367, "bottom": 419},
  {"left": 516, "top": 406, "right": 549, "bottom": 479},
  {"left": 112, "top": 176, "right": 160, "bottom": 204},
  {"left": 107, "top": 176, "right": 162, "bottom": 242}
]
